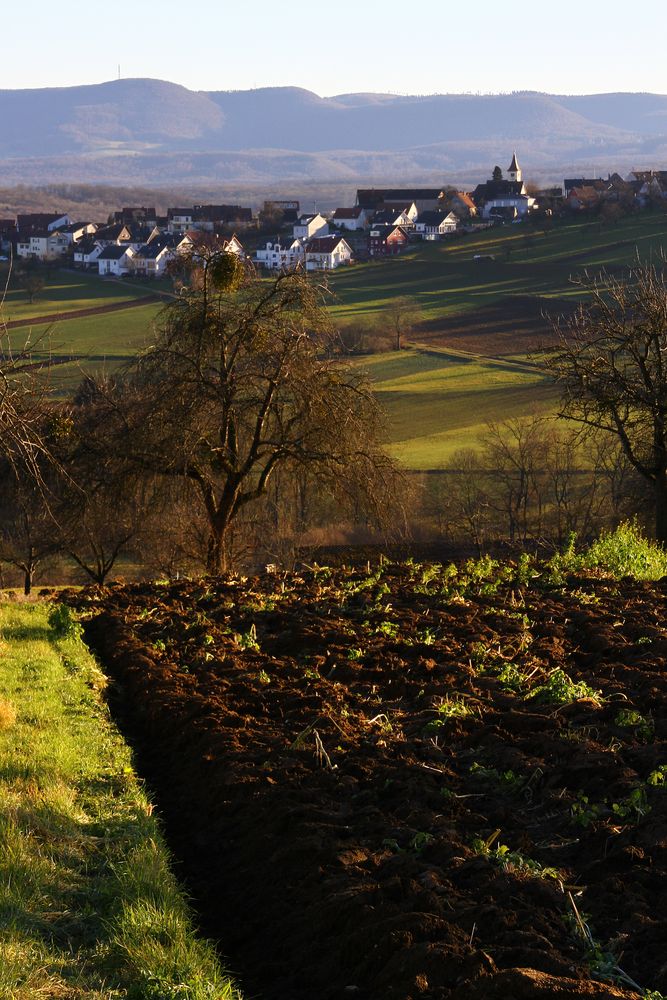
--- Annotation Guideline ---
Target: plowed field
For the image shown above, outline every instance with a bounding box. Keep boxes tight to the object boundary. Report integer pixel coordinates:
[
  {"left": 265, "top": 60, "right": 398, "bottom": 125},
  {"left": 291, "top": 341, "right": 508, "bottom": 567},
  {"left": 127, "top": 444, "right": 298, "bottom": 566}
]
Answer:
[{"left": 81, "top": 562, "right": 667, "bottom": 1000}]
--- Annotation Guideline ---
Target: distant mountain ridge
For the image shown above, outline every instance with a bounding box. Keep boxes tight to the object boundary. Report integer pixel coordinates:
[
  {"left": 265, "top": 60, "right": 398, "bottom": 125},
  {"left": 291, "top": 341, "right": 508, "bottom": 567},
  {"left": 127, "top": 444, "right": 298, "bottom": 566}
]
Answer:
[{"left": 2, "top": 79, "right": 666, "bottom": 186}]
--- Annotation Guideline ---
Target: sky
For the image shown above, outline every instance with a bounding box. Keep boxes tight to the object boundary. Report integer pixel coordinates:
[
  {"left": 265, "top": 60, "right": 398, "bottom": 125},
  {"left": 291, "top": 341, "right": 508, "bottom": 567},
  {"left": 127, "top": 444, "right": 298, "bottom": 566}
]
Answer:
[{"left": 3, "top": 0, "right": 666, "bottom": 96}]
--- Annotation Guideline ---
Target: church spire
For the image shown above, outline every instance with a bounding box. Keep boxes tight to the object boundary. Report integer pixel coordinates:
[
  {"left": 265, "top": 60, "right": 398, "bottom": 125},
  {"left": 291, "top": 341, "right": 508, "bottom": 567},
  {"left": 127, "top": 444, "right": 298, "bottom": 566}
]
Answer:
[{"left": 508, "top": 151, "right": 522, "bottom": 183}]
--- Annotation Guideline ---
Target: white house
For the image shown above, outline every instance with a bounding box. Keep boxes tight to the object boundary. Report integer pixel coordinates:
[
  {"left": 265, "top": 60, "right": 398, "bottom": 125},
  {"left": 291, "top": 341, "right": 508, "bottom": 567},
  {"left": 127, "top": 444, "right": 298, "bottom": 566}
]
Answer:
[
  {"left": 381, "top": 201, "right": 419, "bottom": 223},
  {"left": 97, "top": 244, "right": 136, "bottom": 276},
  {"left": 255, "top": 238, "right": 305, "bottom": 270},
  {"left": 73, "top": 238, "right": 103, "bottom": 269},
  {"left": 57, "top": 222, "right": 98, "bottom": 246},
  {"left": 332, "top": 207, "right": 368, "bottom": 231},
  {"left": 293, "top": 213, "right": 329, "bottom": 241},
  {"left": 131, "top": 235, "right": 193, "bottom": 278},
  {"left": 168, "top": 209, "right": 195, "bottom": 234},
  {"left": 414, "top": 210, "right": 458, "bottom": 240},
  {"left": 46, "top": 231, "right": 71, "bottom": 258},
  {"left": 16, "top": 233, "right": 50, "bottom": 260},
  {"left": 305, "top": 235, "right": 352, "bottom": 271},
  {"left": 221, "top": 234, "right": 245, "bottom": 257}
]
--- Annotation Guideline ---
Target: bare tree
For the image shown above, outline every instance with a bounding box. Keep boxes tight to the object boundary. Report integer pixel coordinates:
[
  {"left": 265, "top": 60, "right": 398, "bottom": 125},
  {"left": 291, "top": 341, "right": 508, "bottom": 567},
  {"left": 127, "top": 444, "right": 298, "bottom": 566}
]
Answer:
[
  {"left": 0, "top": 456, "right": 61, "bottom": 594},
  {"left": 98, "top": 263, "right": 402, "bottom": 573},
  {"left": 386, "top": 296, "right": 422, "bottom": 351},
  {"left": 541, "top": 263, "right": 667, "bottom": 542}
]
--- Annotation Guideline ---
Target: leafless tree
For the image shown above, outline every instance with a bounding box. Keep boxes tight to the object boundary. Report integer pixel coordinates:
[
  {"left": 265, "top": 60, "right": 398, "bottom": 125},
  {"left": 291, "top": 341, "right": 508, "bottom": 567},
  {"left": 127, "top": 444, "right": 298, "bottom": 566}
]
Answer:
[
  {"left": 96, "top": 263, "right": 403, "bottom": 573},
  {"left": 541, "top": 263, "right": 667, "bottom": 543}
]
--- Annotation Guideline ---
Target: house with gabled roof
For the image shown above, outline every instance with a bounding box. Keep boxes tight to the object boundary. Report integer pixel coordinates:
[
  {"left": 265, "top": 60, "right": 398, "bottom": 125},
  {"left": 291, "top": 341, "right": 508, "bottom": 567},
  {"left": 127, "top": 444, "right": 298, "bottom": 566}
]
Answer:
[
  {"left": 446, "top": 192, "right": 477, "bottom": 220},
  {"left": 57, "top": 221, "right": 99, "bottom": 246},
  {"left": 357, "top": 189, "right": 444, "bottom": 213},
  {"left": 131, "top": 234, "right": 193, "bottom": 278},
  {"left": 379, "top": 201, "right": 419, "bottom": 223},
  {"left": 332, "top": 207, "right": 368, "bottom": 231},
  {"left": 16, "top": 212, "right": 69, "bottom": 235},
  {"left": 97, "top": 244, "right": 136, "bottom": 276},
  {"left": 73, "top": 237, "right": 104, "bottom": 269},
  {"left": 566, "top": 185, "right": 603, "bottom": 211},
  {"left": 304, "top": 235, "right": 352, "bottom": 271},
  {"left": 368, "top": 224, "right": 409, "bottom": 257},
  {"left": 293, "top": 213, "right": 330, "bottom": 241},
  {"left": 371, "top": 207, "right": 414, "bottom": 229},
  {"left": 414, "top": 210, "right": 458, "bottom": 239},
  {"left": 255, "top": 237, "right": 305, "bottom": 271}
]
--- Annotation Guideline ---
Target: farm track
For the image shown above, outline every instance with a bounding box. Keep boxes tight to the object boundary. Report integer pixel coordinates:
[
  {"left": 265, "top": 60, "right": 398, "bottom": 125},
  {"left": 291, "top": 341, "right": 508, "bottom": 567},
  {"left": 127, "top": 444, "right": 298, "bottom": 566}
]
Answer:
[
  {"left": 2, "top": 292, "right": 161, "bottom": 329},
  {"left": 79, "top": 565, "right": 667, "bottom": 1000}
]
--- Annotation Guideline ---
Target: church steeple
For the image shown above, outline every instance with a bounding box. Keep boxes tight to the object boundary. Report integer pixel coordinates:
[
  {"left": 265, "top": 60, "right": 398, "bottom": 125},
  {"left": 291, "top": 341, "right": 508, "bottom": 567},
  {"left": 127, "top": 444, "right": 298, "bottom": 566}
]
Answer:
[{"left": 508, "top": 151, "right": 522, "bottom": 183}]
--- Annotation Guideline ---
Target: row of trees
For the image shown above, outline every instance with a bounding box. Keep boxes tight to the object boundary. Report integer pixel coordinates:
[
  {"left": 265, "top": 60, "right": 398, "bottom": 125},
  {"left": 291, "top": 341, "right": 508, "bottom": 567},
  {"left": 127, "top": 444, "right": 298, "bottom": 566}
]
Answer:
[{"left": 424, "top": 417, "right": 642, "bottom": 555}]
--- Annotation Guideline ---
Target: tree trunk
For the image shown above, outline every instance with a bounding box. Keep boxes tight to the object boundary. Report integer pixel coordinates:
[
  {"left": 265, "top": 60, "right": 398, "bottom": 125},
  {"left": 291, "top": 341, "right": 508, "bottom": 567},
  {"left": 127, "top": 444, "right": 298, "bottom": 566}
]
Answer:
[
  {"left": 24, "top": 566, "right": 34, "bottom": 596},
  {"left": 206, "top": 527, "right": 229, "bottom": 575},
  {"left": 654, "top": 474, "right": 667, "bottom": 545}
]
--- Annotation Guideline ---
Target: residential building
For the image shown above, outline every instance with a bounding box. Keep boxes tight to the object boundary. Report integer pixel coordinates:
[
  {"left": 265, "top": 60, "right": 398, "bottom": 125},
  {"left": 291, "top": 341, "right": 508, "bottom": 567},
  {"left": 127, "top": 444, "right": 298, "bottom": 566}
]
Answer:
[
  {"left": 357, "top": 188, "right": 444, "bottom": 213},
  {"left": 255, "top": 238, "right": 305, "bottom": 270},
  {"left": 446, "top": 192, "right": 478, "bottom": 220},
  {"left": 414, "top": 210, "right": 458, "bottom": 239},
  {"left": 332, "top": 207, "right": 368, "bottom": 231},
  {"left": 380, "top": 201, "right": 419, "bottom": 223},
  {"left": 113, "top": 206, "right": 158, "bottom": 226},
  {"left": 293, "top": 213, "right": 329, "bottom": 240},
  {"left": 262, "top": 200, "right": 300, "bottom": 224},
  {"left": 97, "top": 244, "right": 135, "bottom": 276},
  {"left": 304, "top": 235, "right": 352, "bottom": 271},
  {"left": 566, "top": 185, "right": 603, "bottom": 211},
  {"left": 16, "top": 212, "right": 69, "bottom": 235},
  {"left": 131, "top": 235, "right": 192, "bottom": 278},
  {"left": 368, "top": 224, "right": 409, "bottom": 257},
  {"left": 371, "top": 208, "right": 414, "bottom": 229},
  {"left": 73, "top": 237, "right": 103, "bottom": 269}
]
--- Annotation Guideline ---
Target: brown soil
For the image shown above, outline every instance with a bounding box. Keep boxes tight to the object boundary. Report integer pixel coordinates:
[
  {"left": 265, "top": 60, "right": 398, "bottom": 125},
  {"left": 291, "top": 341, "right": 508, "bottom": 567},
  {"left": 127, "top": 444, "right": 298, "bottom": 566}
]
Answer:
[
  {"left": 414, "top": 296, "right": 576, "bottom": 357},
  {"left": 79, "top": 563, "right": 667, "bottom": 1000}
]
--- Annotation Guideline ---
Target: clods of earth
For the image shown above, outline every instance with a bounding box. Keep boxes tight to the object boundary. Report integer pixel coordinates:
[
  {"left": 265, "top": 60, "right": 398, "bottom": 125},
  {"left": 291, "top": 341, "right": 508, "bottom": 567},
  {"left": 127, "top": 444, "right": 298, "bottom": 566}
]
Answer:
[{"left": 78, "top": 559, "right": 667, "bottom": 1000}]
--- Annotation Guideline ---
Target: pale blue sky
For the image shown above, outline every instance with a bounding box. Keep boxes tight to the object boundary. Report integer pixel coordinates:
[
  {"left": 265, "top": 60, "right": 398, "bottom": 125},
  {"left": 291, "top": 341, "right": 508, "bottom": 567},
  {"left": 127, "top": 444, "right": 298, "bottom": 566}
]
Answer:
[{"left": 3, "top": 0, "right": 666, "bottom": 96}]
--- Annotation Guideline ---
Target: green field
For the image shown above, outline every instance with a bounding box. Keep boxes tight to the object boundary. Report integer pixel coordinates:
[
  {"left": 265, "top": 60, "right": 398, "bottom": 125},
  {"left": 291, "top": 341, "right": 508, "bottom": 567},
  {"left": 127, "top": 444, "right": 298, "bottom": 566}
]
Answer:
[
  {"left": 0, "top": 268, "right": 164, "bottom": 323},
  {"left": 328, "top": 212, "right": 667, "bottom": 323},
  {"left": 4, "top": 213, "right": 667, "bottom": 466},
  {"left": 355, "top": 348, "right": 557, "bottom": 468}
]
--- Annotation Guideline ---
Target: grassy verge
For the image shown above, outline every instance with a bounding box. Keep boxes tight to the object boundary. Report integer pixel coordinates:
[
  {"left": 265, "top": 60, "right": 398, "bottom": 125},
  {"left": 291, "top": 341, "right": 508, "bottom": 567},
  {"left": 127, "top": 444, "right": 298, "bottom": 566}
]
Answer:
[{"left": 0, "top": 601, "right": 241, "bottom": 1000}]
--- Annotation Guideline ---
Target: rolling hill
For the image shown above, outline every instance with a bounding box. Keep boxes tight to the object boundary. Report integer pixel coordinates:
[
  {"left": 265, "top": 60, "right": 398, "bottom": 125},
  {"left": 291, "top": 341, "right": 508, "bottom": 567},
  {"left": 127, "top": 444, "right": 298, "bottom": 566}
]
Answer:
[{"left": 1, "top": 79, "right": 666, "bottom": 185}]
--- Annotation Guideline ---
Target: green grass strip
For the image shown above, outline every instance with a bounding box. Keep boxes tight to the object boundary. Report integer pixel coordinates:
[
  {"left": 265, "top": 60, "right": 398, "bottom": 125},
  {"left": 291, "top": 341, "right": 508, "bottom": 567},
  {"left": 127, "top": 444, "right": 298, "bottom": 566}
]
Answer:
[{"left": 0, "top": 602, "right": 241, "bottom": 1000}]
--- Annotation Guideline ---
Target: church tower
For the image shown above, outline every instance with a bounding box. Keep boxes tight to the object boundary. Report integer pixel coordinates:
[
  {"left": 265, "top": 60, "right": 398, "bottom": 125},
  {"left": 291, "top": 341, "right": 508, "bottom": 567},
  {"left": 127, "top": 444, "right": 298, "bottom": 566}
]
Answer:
[{"left": 507, "top": 151, "right": 522, "bottom": 183}]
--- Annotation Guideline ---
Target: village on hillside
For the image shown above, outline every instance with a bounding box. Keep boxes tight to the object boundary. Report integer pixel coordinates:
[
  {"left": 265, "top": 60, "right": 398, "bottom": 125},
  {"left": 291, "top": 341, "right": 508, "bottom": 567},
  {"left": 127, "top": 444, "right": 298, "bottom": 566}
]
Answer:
[{"left": 1, "top": 155, "right": 666, "bottom": 278}]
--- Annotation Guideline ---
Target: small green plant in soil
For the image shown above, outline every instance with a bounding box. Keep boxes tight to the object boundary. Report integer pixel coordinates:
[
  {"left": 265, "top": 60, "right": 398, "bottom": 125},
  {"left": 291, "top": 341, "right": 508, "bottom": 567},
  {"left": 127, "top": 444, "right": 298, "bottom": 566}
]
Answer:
[
  {"left": 615, "top": 708, "right": 654, "bottom": 741},
  {"left": 497, "top": 661, "right": 528, "bottom": 693},
  {"left": 425, "top": 695, "right": 475, "bottom": 728},
  {"left": 571, "top": 792, "right": 604, "bottom": 828},
  {"left": 470, "top": 762, "right": 524, "bottom": 793},
  {"left": 527, "top": 668, "right": 604, "bottom": 706},
  {"left": 471, "top": 835, "right": 561, "bottom": 880},
  {"left": 236, "top": 623, "right": 260, "bottom": 651}
]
